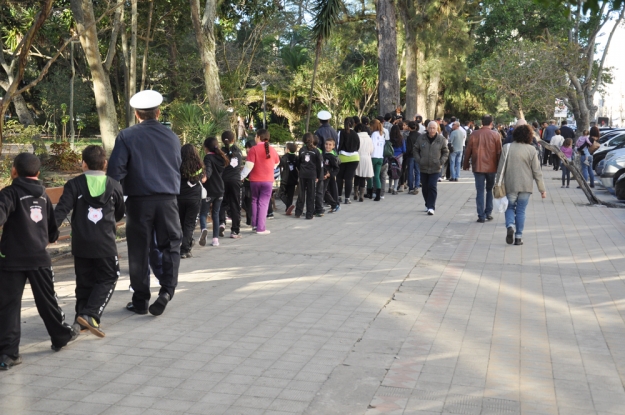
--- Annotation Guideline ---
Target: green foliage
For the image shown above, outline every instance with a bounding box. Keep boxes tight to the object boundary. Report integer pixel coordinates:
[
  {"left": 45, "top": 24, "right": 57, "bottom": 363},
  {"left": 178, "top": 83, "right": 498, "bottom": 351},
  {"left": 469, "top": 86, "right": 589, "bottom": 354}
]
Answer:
[
  {"left": 47, "top": 142, "right": 81, "bottom": 172},
  {"left": 168, "top": 102, "right": 230, "bottom": 146},
  {"left": 267, "top": 124, "right": 293, "bottom": 143}
]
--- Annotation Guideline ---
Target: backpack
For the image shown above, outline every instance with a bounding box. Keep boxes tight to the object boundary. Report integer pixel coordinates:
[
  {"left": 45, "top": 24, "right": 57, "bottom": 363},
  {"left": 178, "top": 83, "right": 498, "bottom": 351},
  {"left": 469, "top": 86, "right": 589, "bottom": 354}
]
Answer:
[
  {"left": 388, "top": 156, "right": 401, "bottom": 180},
  {"left": 383, "top": 140, "right": 394, "bottom": 158}
]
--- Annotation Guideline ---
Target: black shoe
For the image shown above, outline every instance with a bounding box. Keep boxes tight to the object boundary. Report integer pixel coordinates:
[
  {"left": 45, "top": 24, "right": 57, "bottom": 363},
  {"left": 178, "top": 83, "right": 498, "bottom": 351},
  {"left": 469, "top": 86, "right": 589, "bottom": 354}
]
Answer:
[
  {"left": 514, "top": 238, "right": 523, "bottom": 245},
  {"left": 477, "top": 218, "right": 485, "bottom": 223},
  {"left": 149, "top": 293, "right": 171, "bottom": 316},
  {"left": 506, "top": 227, "right": 514, "bottom": 245},
  {"left": 77, "top": 315, "right": 105, "bottom": 338},
  {"left": 344, "top": 199, "right": 351, "bottom": 204},
  {"left": 0, "top": 354, "right": 22, "bottom": 370},
  {"left": 199, "top": 229, "right": 208, "bottom": 246},
  {"left": 219, "top": 224, "right": 225, "bottom": 237},
  {"left": 486, "top": 215, "right": 494, "bottom": 221},
  {"left": 294, "top": 214, "right": 301, "bottom": 219},
  {"left": 126, "top": 302, "right": 148, "bottom": 315},
  {"left": 51, "top": 325, "right": 79, "bottom": 351}
]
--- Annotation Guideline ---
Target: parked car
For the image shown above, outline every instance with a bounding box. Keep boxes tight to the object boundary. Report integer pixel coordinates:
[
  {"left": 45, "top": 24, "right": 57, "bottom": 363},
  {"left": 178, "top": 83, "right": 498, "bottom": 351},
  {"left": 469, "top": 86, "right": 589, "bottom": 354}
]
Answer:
[
  {"left": 615, "top": 174, "right": 625, "bottom": 201},
  {"left": 598, "top": 128, "right": 625, "bottom": 143},
  {"left": 600, "top": 154, "right": 625, "bottom": 193},
  {"left": 593, "top": 134, "right": 625, "bottom": 169},
  {"left": 595, "top": 146, "right": 625, "bottom": 176}
]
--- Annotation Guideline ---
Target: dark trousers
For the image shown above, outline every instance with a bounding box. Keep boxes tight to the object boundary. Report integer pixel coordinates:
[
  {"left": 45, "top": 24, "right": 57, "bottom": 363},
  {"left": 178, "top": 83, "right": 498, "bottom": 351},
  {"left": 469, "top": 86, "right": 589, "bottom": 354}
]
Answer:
[
  {"left": 0, "top": 267, "right": 73, "bottom": 357},
  {"left": 177, "top": 197, "right": 201, "bottom": 254},
  {"left": 561, "top": 161, "right": 571, "bottom": 186},
  {"left": 354, "top": 176, "right": 367, "bottom": 188},
  {"left": 474, "top": 172, "right": 496, "bottom": 220},
  {"left": 324, "top": 175, "right": 338, "bottom": 208},
  {"left": 219, "top": 180, "right": 242, "bottom": 234},
  {"left": 280, "top": 184, "right": 296, "bottom": 209},
  {"left": 74, "top": 256, "right": 119, "bottom": 324},
  {"left": 200, "top": 197, "right": 223, "bottom": 238},
  {"left": 243, "top": 184, "right": 252, "bottom": 225},
  {"left": 337, "top": 161, "right": 358, "bottom": 198},
  {"left": 421, "top": 172, "right": 440, "bottom": 210},
  {"left": 552, "top": 153, "right": 560, "bottom": 170},
  {"left": 543, "top": 148, "right": 552, "bottom": 165},
  {"left": 295, "top": 177, "right": 316, "bottom": 218},
  {"left": 314, "top": 177, "right": 324, "bottom": 214},
  {"left": 126, "top": 196, "right": 181, "bottom": 311}
]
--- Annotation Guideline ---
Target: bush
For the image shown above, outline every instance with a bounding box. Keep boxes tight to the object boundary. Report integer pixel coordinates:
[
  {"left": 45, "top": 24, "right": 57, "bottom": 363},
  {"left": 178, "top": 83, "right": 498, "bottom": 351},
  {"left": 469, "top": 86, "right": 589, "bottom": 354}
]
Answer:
[
  {"left": 267, "top": 124, "right": 293, "bottom": 144},
  {"left": 47, "top": 142, "right": 81, "bottom": 171}
]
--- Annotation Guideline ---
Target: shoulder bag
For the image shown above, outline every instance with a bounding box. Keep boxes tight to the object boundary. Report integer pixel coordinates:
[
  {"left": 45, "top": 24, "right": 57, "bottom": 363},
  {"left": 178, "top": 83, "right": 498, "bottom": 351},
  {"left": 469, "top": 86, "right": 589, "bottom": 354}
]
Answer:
[{"left": 493, "top": 144, "right": 510, "bottom": 199}]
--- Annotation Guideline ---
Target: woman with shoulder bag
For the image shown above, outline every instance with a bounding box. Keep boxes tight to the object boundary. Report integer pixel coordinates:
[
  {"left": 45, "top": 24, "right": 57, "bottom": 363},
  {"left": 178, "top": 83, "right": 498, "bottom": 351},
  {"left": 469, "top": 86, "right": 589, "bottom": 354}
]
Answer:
[
  {"left": 576, "top": 127, "right": 599, "bottom": 188},
  {"left": 496, "top": 125, "right": 546, "bottom": 246}
]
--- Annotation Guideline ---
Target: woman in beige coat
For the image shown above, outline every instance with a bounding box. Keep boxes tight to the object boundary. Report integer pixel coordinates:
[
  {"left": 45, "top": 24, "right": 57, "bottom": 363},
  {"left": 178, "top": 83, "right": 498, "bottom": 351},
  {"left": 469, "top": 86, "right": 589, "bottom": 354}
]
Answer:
[{"left": 353, "top": 123, "right": 374, "bottom": 202}]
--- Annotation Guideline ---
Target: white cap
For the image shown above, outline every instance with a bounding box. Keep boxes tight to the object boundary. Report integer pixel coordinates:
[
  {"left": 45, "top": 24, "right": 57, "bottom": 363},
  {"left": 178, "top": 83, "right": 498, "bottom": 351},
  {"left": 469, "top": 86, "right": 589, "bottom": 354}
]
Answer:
[
  {"left": 129, "top": 90, "right": 163, "bottom": 109},
  {"left": 317, "top": 110, "right": 331, "bottom": 121}
]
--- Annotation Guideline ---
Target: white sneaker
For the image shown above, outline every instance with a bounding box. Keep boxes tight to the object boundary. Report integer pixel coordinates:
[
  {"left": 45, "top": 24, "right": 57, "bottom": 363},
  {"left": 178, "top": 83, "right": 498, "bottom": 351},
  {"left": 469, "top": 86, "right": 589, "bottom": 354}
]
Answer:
[
  {"left": 211, "top": 238, "right": 219, "bottom": 246},
  {"left": 257, "top": 230, "right": 271, "bottom": 235},
  {"left": 427, "top": 209, "right": 435, "bottom": 215}
]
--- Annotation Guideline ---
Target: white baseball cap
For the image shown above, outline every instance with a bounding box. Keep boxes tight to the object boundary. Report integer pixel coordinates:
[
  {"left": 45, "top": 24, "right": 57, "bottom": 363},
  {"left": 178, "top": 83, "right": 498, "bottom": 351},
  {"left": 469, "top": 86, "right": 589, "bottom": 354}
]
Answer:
[
  {"left": 317, "top": 110, "right": 332, "bottom": 121},
  {"left": 129, "top": 90, "right": 163, "bottom": 109}
]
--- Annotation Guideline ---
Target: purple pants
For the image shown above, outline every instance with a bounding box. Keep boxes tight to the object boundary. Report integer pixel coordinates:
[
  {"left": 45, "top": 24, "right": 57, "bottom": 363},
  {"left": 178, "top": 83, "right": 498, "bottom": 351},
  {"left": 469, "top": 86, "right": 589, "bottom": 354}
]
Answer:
[{"left": 250, "top": 181, "right": 273, "bottom": 232}]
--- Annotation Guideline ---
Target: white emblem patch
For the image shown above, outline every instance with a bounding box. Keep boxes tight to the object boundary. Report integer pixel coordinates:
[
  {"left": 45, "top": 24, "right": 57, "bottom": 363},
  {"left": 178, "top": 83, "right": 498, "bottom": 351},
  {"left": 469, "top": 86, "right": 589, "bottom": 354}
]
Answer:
[
  {"left": 30, "top": 206, "right": 43, "bottom": 223},
  {"left": 305, "top": 154, "right": 310, "bottom": 162},
  {"left": 230, "top": 158, "right": 239, "bottom": 167},
  {"left": 88, "top": 207, "right": 103, "bottom": 224}
]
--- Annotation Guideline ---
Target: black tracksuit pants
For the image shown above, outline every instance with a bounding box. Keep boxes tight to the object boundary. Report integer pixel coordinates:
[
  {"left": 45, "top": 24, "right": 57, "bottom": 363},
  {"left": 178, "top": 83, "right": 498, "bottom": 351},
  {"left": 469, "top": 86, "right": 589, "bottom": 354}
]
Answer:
[
  {"left": 74, "top": 256, "right": 119, "bottom": 324},
  {"left": 280, "top": 184, "right": 296, "bottom": 209},
  {"left": 324, "top": 176, "right": 338, "bottom": 208},
  {"left": 337, "top": 161, "right": 359, "bottom": 198},
  {"left": 219, "top": 180, "right": 242, "bottom": 234},
  {"left": 243, "top": 184, "right": 252, "bottom": 225},
  {"left": 315, "top": 177, "right": 324, "bottom": 214},
  {"left": 0, "top": 267, "right": 73, "bottom": 357},
  {"left": 126, "top": 196, "right": 181, "bottom": 311},
  {"left": 295, "top": 178, "right": 316, "bottom": 218},
  {"left": 177, "top": 198, "right": 201, "bottom": 254}
]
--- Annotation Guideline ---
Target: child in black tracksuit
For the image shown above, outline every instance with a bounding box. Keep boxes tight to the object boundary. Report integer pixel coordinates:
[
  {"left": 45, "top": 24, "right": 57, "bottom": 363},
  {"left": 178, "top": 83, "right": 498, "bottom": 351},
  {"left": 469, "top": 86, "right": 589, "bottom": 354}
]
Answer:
[
  {"left": 219, "top": 131, "right": 243, "bottom": 239},
  {"left": 53, "top": 146, "right": 125, "bottom": 338},
  {"left": 280, "top": 142, "right": 299, "bottom": 215},
  {"left": 323, "top": 138, "right": 340, "bottom": 212},
  {"left": 0, "top": 153, "right": 78, "bottom": 369},
  {"left": 177, "top": 144, "right": 205, "bottom": 258},
  {"left": 294, "top": 133, "right": 322, "bottom": 219},
  {"left": 200, "top": 137, "right": 229, "bottom": 247}
]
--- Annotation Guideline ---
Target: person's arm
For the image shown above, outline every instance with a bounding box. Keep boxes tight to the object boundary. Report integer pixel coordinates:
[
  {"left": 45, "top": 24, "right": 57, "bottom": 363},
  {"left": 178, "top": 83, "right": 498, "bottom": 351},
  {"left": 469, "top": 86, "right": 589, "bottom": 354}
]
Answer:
[
  {"left": 463, "top": 136, "right": 473, "bottom": 170},
  {"left": 531, "top": 150, "right": 547, "bottom": 197},
  {"left": 113, "top": 182, "right": 126, "bottom": 222},
  {"left": 46, "top": 194, "right": 60, "bottom": 244},
  {"left": 53, "top": 180, "right": 76, "bottom": 227},
  {"left": 494, "top": 147, "right": 506, "bottom": 185},
  {"left": 440, "top": 137, "right": 450, "bottom": 166},
  {"left": 0, "top": 188, "right": 15, "bottom": 228},
  {"left": 413, "top": 137, "right": 421, "bottom": 164},
  {"left": 240, "top": 161, "right": 254, "bottom": 180},
  {"left": 106, "top": 134, "right": 129, "bottom": 182}
]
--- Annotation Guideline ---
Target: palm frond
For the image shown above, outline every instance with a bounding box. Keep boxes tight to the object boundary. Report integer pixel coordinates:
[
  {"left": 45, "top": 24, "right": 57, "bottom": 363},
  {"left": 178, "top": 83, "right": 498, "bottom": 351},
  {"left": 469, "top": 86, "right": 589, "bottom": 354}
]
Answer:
[{"left": 311, "top": 0, "right": 342, "bottom": 43}]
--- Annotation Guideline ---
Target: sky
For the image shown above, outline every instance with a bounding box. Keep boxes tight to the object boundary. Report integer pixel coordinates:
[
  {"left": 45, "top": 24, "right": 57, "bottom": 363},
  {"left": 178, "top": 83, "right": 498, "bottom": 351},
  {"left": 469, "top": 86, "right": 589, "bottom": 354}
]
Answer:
[{"left": 597, "top": 20, "right": 625, "bottom": 126}]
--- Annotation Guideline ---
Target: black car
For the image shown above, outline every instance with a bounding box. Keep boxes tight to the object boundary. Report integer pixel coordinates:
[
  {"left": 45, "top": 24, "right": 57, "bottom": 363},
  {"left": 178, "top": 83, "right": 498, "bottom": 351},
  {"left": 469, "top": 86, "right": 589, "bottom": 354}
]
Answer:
[{"left": 616, "top": 174, "right": 625, "bottom": 201}]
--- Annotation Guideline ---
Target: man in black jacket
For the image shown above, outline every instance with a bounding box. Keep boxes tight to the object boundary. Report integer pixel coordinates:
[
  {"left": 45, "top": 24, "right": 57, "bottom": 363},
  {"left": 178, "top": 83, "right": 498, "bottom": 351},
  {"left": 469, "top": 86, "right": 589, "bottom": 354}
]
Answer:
[
  {"left": 108, "top": 90, "right": 182, "bottom": 317},
  {"left": 405, "top": 121, "right": 421, "bottom": 195},
  {"left": 55, "top": 146, "right": 125, "bottom": 337},
  {"left": 0, "top": 154, "right": 78, "bottom": 369}
]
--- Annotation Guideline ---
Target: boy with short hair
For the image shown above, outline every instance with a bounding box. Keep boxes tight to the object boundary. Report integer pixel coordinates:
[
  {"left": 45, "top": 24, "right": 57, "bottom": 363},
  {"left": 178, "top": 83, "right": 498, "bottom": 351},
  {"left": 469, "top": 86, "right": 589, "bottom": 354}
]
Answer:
[
  {"left": 54, "top": 145, "right": 125, "bottom": 338},
  {"left": 280, "top": 142, "right": 299, "bottom": 215},
  {"left": 323, "top": 138, "right": 340, "bottom": 213},
  {"left": 0, "top": 153, "right": 78, "bottom": 370}
]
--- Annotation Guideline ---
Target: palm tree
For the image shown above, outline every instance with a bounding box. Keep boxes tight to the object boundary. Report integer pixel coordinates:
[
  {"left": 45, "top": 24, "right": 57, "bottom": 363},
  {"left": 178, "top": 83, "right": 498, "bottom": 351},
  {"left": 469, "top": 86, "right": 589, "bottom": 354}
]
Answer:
[{"left": 305, "top": 0, "right": 342, "bottom": 132}]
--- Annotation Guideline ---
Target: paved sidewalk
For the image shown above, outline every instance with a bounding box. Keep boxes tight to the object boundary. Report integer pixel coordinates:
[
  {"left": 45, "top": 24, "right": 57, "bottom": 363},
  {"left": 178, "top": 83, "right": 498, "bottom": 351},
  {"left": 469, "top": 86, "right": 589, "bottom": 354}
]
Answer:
[{"left": 3, "top": 169, "right": 625, "bottom": 415}]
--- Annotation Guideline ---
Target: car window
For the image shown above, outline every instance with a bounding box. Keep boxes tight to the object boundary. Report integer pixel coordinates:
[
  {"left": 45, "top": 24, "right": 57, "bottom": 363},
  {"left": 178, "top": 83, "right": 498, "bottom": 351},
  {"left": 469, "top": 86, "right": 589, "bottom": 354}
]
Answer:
[{"left": 609, "top": 134, "right": 625, "bottom": 146}]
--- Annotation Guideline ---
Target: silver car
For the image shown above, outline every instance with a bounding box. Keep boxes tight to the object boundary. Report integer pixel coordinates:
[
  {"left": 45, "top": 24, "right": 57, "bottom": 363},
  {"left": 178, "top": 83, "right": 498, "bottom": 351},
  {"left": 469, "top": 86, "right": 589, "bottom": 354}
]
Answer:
[{"left": 600, "top": 154, "right": 625, "bottom": 193}]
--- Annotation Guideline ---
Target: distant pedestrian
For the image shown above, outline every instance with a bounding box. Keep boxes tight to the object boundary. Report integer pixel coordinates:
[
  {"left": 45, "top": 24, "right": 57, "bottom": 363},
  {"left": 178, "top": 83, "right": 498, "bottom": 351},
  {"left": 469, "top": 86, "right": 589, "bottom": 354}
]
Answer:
[
  {"left": 280, "top": 142, "right": 299, "bottom": 215},
  {"left": 353, "top": 123, "right": 373, "bottom": 202},
  {"left": 219, "top": 131, "right": 243, "bottom": 239},
  {"left": 177, "top": 144, "right": 205, "bottom": 258},
  {"left": 199, "top": 137, "right": 228, "bottom": 247},
  {"left": 560, "top": 138, "right": 573, "bottom": 188},
  {"left": 463, "top": 115, "right": 502, "bottom": 222},
  {"left": 550, "top": 130, "right": 564, "bottom": 171},
  {"left": 448, "top": 121, "right": 466, "bottom": 182},
  {"left": 414, "top": 121, "right": 449, "bottom": 215},
  {"left": 496, "top": 125, "right": 546, "bottom": 246},
  {"left": 294, "top": 133, "right": 322, "bottom": 219}
]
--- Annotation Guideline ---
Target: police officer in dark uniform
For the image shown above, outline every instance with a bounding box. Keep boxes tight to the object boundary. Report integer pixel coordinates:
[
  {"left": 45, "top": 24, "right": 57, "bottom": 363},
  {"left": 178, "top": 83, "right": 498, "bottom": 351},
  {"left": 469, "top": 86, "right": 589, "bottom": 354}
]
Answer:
[{"left": 107, "top": 90, "right": 182, "bottom": 316}]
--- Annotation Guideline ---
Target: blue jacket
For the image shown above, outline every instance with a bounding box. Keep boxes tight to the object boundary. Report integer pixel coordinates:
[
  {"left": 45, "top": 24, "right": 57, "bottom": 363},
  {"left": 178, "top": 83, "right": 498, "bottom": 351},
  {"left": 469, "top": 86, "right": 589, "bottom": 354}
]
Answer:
[
  {"left": 108, "top": 120, "right": 182, "bottom": 196},
  {"left": 314, "top": 123, "right": 338, "bottom": 154}
]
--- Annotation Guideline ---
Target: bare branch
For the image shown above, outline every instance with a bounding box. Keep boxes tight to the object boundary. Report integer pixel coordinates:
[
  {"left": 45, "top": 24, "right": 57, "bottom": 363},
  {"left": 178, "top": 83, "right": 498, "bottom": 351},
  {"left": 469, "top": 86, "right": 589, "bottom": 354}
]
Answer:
[
  {"left": 591, "top": 5, "right": 625, "bottom": 97},
  {"left": 104, "top": 0, "right": 125, "bottom": 72}
]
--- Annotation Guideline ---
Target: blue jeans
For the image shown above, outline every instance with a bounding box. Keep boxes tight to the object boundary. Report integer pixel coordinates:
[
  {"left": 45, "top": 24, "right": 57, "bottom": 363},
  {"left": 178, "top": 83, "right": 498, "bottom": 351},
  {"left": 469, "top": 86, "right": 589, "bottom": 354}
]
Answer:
[
  {"left": 407, "top": 157, "right": 420, "bottom": 190},
  {"left": 449, "top": 151, "right": 462, "bottom": 179},
  {"left": 199, "top": 196, "right": 223, "bottom": 238},
  {"left": 421, "top": 172, "right": 440, "bottom": 210},
  {"left": 474, "top": 172, "right": 496, "bottom": 219},
  {"left": 581, "top": 154, "right": 594, "bottom": 186},
  {"left": 505, "top": 192, "right": 531, "bottom": 238}
]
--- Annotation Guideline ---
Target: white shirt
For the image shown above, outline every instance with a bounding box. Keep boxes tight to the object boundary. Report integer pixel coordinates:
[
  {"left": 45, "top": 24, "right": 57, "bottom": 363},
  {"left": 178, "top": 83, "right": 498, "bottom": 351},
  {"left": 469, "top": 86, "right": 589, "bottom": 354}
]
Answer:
[
  {"left": 371, "top": 131, "right": 385, "bottom": 158},
  {"left": 551, "top": 134, "right": 565, "bottom": 148}
]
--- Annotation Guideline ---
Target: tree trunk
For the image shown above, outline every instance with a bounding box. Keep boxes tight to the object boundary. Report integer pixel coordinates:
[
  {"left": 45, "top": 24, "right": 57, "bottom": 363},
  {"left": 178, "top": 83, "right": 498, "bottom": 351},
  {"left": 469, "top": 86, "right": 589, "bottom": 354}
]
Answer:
[
  {"left": 70, "top": 0, "right": 120, "bottom": 153},
  {"left": 404, "top": 35, "right": 417, "bottom": 121},
  {"left": 127, "top": 0, "right": 138, "bottom": 127},
  {"left": 140, "top": 0, "right": 154, "bottom": 91},
  {"left": 305, "top": 40, "right": 322, "bottom": 133},
  {"left": 416, "top": 49, "right": 426, "bottom": 117},
  {"left": 376, "top": 0, "right": 400, "bottom": 115},
  {"left": 12, "top": 93, "right": 35, "bottom": 126},
  {"left": 190, "top": 0, "right": 224, "bottom": 109},
  {"left": 426, "top": 62, "right": 440, "bottom": 119}
]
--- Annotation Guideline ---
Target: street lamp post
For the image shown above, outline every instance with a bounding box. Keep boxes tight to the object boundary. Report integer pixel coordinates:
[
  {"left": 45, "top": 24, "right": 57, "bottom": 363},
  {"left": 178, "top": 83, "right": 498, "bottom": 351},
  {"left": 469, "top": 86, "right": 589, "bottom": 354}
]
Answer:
[{"left": 260, "top": 81, "right": 268, "bottom": 129}]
